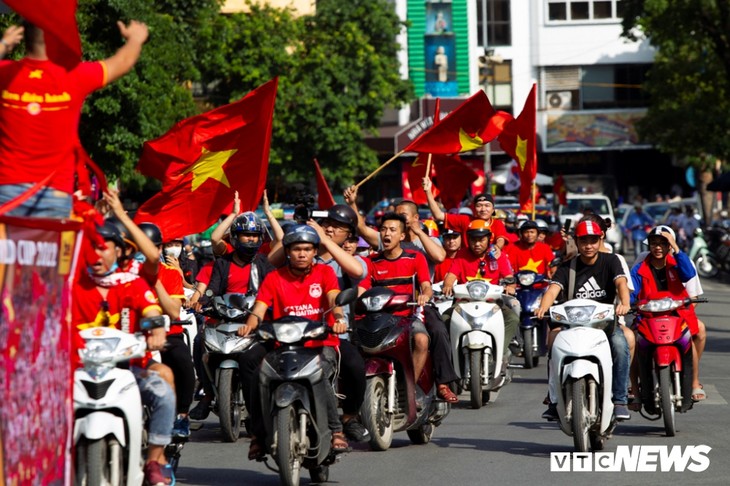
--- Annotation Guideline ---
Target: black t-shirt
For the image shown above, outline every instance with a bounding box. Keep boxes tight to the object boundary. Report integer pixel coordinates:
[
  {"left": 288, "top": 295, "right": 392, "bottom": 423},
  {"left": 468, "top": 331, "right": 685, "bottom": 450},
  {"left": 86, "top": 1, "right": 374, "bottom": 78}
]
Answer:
[
  {"left": 650, "top": 264, "right": 669, "bottom": 291},
  {"left": 551, "top": 252, "right": 626, "bottom": 304}
]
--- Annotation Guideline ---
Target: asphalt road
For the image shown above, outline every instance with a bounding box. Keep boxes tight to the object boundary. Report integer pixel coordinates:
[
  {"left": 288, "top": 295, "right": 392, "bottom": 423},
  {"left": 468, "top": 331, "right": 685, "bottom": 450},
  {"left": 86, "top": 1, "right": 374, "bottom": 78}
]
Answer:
[{"left": 175, "top": 277, "right": 730, "bottom": 486}]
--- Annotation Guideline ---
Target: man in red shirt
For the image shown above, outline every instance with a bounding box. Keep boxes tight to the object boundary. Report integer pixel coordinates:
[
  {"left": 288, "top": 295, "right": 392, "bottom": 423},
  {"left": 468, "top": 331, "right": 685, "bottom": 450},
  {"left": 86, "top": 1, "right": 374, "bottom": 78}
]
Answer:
[
  {"left": 434, "top": 228, "right": 462, "bottom": 283},
  {"left": 505, "top": 220, "right": 556, "bottom": 278},
  {"left": 71, "top": 221, "right": 175, "bottom": 485},
  {"left": 0, "top": 20, "right": 149, "bottom": 218},
  {"left": 441, "top": 220, "right": 519, "bottom": 358},
  {"left": 240, "top": 224, "right": 350, "bottom": 459},
  {"left": 357, "top": 213, "right": 459, "bottom": 402}
]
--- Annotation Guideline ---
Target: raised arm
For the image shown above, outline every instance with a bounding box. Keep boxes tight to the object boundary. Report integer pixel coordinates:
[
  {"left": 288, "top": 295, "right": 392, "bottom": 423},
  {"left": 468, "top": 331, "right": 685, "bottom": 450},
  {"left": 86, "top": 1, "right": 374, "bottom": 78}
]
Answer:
[
  {"left": 104, "top": 21, "right": 149, "bottom": 84},
  {"left": 211, "top": 192, "right": 240, "bottom": 256},
  {"left": 0, "top": 25, "right": 23, "bottom": 59},
  {"left": 344, "top": 185, "right": 379, "bottom": 247},
  {"left": 423, "top": 177, "right": 446, "bottom": 223},
  {"left": 409, "top": 219, "right": 445, "bottom": 263},
  {"left": 104, "top": 190, "right": 159, "bottom": 277}
]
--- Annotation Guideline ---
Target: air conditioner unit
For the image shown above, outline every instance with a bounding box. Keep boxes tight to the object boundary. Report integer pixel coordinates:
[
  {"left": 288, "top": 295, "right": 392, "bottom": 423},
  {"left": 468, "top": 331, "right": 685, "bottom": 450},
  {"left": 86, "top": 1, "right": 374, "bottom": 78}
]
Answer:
[{"left": 548, "top": 91, "right": 573, "bottom": 110}]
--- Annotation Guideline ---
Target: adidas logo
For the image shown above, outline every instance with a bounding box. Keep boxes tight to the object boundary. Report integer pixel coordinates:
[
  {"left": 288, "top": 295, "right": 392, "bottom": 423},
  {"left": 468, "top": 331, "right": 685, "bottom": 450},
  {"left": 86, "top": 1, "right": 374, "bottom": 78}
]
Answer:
[{"left": 575, "top": 276, "right": 607, "bottom": 299}]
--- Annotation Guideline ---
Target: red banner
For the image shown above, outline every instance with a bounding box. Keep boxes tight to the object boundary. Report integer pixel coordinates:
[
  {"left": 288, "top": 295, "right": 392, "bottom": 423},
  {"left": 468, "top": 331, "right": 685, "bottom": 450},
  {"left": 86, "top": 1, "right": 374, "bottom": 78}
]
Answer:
[{"left": 0, "top": 216, "right": 80, "bottom": 485}]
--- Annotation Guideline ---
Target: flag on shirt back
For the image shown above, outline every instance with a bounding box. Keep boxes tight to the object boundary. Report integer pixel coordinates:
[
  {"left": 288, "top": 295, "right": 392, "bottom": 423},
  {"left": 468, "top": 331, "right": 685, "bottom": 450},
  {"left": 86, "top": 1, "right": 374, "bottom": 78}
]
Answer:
[
  {"left": 313, "top": 159, "right": 336, "bottom": 209},
  {"left": 4, "top": 0, "right": 82, "bottom": 70},
  {"left": 404, "top": 91, "right": 513, "bottom": 154},
  {"left": 498, "top": 83, "right": 537, "bottom": 209},
  {"left": 135, "top": 78, "right": 278, "bottom": 240}
]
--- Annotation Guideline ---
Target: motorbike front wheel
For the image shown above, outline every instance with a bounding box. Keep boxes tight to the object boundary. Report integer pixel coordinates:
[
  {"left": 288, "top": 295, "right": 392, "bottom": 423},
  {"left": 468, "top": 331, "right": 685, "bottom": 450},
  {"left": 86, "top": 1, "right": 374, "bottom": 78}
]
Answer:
[
  {"left": 469, "top": 351, "right": 483, "bottom": 409},
  {"left": 694, "top": 253, "right": 720, "bottom": 279},
  {"left": 75, "top": 436, "right": 124, "bottom": 486},
  {"left": 659, "top": 367, "right": 676, "bottom": 437},
  {"left": 309, "top": 465, "right": 329, "bottom": 483},
  {"left": 523, "top": 328, "right": 537, "bottom": 369},
  {"left": 361, "top": 376, "right": 394, "bottom": 451},
  {"left": 218, "top": 368, "right": 243, "bottom": 442},
  {"left": 276, "top": 405, "right": 304, "bottom": 486},
  {"left": 571, "top": 378, "right": 591, "bottom": 452}
]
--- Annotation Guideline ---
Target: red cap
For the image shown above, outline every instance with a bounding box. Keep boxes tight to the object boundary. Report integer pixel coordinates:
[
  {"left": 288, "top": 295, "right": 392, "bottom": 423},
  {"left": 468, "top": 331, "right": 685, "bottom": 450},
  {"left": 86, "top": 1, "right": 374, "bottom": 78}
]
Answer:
[{"left": 575, "top": 220, "right": 602, "bottom": 237}]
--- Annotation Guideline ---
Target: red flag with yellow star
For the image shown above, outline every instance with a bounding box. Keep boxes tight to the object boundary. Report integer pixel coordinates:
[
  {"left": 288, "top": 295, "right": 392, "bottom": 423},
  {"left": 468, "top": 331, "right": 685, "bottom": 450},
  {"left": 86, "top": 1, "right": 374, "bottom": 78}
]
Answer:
[
  {"left": 498, "top": 84, "right": 537, "bottom": 208},
  {"left": 404, "top": 91, "right": 513, "bottom": 154},
  {"left": 553, "top": 174, "right": 568, "bottom": 206},
  {"left": 134, "top": 78, "right": 278, "bottom": 240},
  {"left": 4, "top": 0, "right": 82, "bottom": 70}
]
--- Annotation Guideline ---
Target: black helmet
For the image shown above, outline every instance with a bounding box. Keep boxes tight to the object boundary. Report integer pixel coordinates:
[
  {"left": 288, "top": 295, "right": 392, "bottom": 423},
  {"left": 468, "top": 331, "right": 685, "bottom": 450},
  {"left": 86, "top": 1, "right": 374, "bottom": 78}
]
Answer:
[
  {"left": 139, "top": 222, "right": 163, "bottom": 246},
  {"left": 504, "top": 210, "right": 517, "bottom": 224},
  {"left": 518, "top": 220, "right": 539, "bottom": 233},
  {"left": 106, "top": 216, "right": 137, "bottom": 250},
  {"left": 282, "top": 224, "right": 320, "bottom": 248},
  {"left": 230, "top": 212, "right": 264, "bottom": 259},
  {"left": 326, "top": 204, "right": 358, "bottom": 234},
  {"left": 96, "top": 221, "right": 124, "bottom": 248}
]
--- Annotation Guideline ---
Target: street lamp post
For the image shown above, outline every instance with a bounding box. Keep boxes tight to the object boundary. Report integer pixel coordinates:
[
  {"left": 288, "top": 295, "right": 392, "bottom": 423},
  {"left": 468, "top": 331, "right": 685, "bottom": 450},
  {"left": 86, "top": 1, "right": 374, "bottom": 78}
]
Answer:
[{"left": 479, "top": 48, "right": 503, "bottom": 196}]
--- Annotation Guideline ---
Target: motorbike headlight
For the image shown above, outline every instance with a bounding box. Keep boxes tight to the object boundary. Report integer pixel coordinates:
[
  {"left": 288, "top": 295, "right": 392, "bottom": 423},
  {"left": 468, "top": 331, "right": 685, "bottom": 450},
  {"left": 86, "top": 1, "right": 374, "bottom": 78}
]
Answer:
[
  {"left": 80, "top": 338, "right": 119, "bottom": 365},
  {"left": 225, "top": 308, "right": 244, "bottom": 319},
  {"left": 275, "top": 324, "right": 304, "bottom": 344},
  {"left": 638, "top": 297, "right": 680, "bottom": 313},
  {"left": 518, "top": 273, "right": 536, "bottom": 287},
  {"left": 467, "top": 281, "right": 489, "bottom": 300},
  {"left": 565, "top": 305, "right": 596, "bottom": 324},
  {"left": 303, "top": 324, "right": 326, "bottom": 339},
  {"left": 360, "top": 294, "right": 390, "bottom": 312},
  {"left": 257, "top": 328, "right": 275, "bottom": 341}
]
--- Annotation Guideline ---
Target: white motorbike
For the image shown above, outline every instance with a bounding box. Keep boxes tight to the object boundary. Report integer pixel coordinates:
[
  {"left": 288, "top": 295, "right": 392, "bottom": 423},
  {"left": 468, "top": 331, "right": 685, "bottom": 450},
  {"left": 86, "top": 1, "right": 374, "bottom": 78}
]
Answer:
[
  {"left": 548, "top": 298, "right": 616, "bottom": 452},
  {"left": 437, "top": 280, "right": 513, "bottom": 409},
  {"left": 73, "top": 326, "right": 149, "bottom": 486}
]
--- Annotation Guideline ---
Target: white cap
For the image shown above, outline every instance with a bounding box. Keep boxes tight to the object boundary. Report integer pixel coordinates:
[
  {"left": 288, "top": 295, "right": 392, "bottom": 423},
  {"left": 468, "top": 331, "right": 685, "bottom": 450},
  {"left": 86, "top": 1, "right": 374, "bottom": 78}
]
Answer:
[{"left": 642, "top": 225, "right": 676, "bottom": 247}]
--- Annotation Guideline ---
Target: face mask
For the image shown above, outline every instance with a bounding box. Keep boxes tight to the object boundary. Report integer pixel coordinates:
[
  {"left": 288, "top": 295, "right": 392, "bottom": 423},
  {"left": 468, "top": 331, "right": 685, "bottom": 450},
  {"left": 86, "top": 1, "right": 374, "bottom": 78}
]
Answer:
[
  {"left": 164, "top": 247, "right": 182, "bottom": 259},
  {"left": 86, "top": 261, "right": 118, "bottom": 278},
  {"left": 133, "top": 252, "right": 146, "bottom": 263}
]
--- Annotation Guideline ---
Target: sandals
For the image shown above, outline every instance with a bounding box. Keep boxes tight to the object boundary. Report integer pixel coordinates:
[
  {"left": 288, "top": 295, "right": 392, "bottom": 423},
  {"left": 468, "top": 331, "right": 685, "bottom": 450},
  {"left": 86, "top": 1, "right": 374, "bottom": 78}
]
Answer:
[
  {"left": 691, "top": 384, "right": 707, "bottom": 402},
  {"left": 438, "top": 384, "right": 459, "bottom": 403},
  {"left": 331, "top": 431, "right": 351, "bottom": 453},
  {"left": 248, "top": 437, "right": 264, "bottom": 461}
]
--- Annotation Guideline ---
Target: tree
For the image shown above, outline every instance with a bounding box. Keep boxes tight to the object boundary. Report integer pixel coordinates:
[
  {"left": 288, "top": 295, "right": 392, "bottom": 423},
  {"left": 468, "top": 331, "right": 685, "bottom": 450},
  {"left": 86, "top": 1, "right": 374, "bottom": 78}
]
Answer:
[{"left": 621, "top": 0, "right": 730, "bottom": 164}]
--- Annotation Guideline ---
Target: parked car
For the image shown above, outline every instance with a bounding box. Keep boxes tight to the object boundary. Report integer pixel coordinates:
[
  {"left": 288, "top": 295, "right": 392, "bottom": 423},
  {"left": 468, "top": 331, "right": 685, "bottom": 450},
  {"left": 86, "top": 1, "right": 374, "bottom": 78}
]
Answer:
[{"left": 558, "top": 193, "right": 622, "bottom": 251}]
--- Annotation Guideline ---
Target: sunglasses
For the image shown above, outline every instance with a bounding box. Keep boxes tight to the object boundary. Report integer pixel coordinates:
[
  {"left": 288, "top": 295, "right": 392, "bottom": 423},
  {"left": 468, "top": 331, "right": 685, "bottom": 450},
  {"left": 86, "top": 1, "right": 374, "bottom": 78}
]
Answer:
[{"left": 478, "top": 259, "right": 487, "bottom": 277}]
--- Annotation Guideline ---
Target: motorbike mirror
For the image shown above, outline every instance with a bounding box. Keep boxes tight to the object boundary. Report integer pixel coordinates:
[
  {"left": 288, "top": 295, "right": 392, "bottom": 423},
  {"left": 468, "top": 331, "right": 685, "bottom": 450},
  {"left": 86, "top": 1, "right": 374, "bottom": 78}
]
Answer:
[
  {"left": 550, "top": 256, "right": 562, "bottom": 267},
  {"left": 335, "top": 288, "right": 357, "bottom": 306},
  {"left": 500, "top": 276, "right": 516, "bottom": 286},
  {"left": 204, "top": 289, "right": 214, "bottom": 298}
]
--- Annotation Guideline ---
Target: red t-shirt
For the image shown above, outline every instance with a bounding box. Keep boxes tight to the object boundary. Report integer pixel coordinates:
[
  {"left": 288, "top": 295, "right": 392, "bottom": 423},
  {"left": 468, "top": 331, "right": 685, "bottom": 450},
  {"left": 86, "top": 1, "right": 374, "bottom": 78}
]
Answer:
[
  {"left": 448, "top": 251, "right": 513, "bottom": 284},
  {"left": 505, "top": 241, "right": 555, "bottom": 275},
  {"left": 255, "top": 263, "right": 340, "bottom": 348},
  {"left": 359, "top": 250, "right": 431, "bottom": 316},
  {"left": 434, "top": 255, "right": 457, "bottom": 283},
  {"left": 0, "top": 59, "right": 107, "bottom": 193},
  {"left": 226, "top": 261, "right": 253, "bottom": 294},
  {"left": 159, "top": 264, "right": 186, "bottom": 334},
  {"left": 196, "top": 261, "right": 214, "bottom": 286},
  {"left": 445, "top": 214, "right": 509, "bottom": 246}
]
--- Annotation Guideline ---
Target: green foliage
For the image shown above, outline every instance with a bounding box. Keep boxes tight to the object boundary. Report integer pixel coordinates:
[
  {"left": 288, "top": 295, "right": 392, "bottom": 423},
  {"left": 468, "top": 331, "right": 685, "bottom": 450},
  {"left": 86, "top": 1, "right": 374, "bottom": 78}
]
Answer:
[{"left": 621, "top": 0, "right": 730, "bottom": 166}]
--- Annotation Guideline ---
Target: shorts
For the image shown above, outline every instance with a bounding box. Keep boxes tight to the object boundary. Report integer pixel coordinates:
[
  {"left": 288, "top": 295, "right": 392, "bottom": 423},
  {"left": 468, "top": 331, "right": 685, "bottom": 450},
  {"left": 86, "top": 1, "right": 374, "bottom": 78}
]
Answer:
[{"left": 411, "top": 318, "right": 428, "bottom": 336}]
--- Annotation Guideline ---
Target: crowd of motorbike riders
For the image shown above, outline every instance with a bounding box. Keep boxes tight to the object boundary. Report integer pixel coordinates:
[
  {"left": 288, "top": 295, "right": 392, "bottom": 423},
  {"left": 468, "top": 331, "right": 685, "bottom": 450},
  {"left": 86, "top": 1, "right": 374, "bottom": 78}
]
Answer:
[{"left": 74, "top": 176, "right": 709, "bottom": 486}]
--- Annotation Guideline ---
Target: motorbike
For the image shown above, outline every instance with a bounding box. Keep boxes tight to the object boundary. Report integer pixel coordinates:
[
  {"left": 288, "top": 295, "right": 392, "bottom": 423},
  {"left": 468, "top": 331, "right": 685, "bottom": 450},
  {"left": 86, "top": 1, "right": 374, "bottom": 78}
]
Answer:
[
  {"left": 73, "top": 321, "right": 159, "bottom": 485},
  {"left": 633, "top": 294, "right": 706, "bottom": 436},
  {"left": 200, "top": 292, "right": 257, "bottom": 442},
  {"left": 514, "top": 270, "right": 549, "bottom": 369},
  {"left": 548, "top": 298, "right": 616, "bottom": 452},
  {"left": 353, "top": 287, "right": 450, "bottom": 450},
  {"left": 256, "top": 288, "right": 357, "bottom": 486},
  {"left": 440, "top": 280, "right": 514, "bottom": 409},
  {"left": 688, "top": 227, "right": 720, "bottom": 278}
]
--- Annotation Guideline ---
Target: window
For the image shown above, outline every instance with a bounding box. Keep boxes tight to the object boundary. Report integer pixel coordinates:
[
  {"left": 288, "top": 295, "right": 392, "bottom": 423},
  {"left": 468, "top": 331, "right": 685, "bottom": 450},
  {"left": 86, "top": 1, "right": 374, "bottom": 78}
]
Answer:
[
  {"left": 547, "top": 0, "right": 623, "bottom": 22},
  {"left": 476, "top": 0, "right": 511, "bottom": 47},
  {"left": 481, "top": 60, "right": 512, "bottom": 109},
  {"left": 544, "top": 64, "right": 650, "bottom": 110}
]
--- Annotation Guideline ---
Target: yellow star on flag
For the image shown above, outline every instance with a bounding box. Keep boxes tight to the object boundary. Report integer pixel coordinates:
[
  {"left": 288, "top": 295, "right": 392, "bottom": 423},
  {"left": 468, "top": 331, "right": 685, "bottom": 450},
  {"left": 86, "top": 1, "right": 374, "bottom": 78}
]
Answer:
[
  {"left": 183, "top": 147, "right": 236, "bottom": 191},
  {"left": 519, "top": 258, "right": 542, "bottom": 273},
  {"left": 515, "top": 135, "right": 528, "bottom": 170},
  {"left": 458, "top": 128, "right": 484, "bottom": 152}
]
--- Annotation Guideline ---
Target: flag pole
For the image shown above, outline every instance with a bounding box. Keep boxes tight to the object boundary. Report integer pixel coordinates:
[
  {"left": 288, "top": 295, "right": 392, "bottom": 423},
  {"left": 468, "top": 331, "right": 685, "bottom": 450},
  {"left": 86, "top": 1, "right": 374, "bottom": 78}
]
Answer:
[
  {"left": 355, "top": 149, "right": 406, "bottom": 188},
  {"left": 531, "top": 182, "right": 537, "bottom": 220},
  {"left": 425, "top": 153, "right": 433, "bottom": 181}
]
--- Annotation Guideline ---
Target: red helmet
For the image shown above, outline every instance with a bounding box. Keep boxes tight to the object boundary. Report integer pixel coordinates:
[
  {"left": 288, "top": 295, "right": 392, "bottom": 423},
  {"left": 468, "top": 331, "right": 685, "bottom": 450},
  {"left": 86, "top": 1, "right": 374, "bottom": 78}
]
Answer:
[{"left": 575, "top": 220, "right": 602, "bottom": 237}]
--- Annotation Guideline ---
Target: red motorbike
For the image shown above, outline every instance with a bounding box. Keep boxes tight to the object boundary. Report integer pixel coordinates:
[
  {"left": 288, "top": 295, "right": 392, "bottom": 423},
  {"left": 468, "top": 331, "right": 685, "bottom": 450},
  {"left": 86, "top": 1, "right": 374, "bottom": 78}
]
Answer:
[
  {"left": 633, "top": 291, "right": 706, "bottom": 436},
  {"left": 352, "top": 287, "right": 450, "bottom": 451}
]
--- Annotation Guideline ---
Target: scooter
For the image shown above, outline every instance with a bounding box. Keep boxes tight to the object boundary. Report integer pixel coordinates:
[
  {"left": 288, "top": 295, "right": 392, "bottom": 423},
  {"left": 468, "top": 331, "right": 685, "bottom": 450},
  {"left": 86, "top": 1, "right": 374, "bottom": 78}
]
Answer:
[
  {"left": 353, "top": 287, "right": 450, "bottom": 450},
  {"left": 548, "top": 298, "right": 616, "bottom": 452},
  {"left": 445, "top": 280, "right": 514, "bottom": 409},
  {"left": 73, "top": 325, "right": 150, "bottom": 486},
  {"left": 688, "top": 227, "right": 720, "bottom": 278},
  {"left": 514, "top": 270, "right": 549, "bottom": 369},
  {"left": 256, "top": 289, "right": 356, "bottom": 486},
  {"left": 633, "top": 293, "right": 706, "bottom": 436},
  {"left": 200, "top": 292, "right": 257, "bottom": 442}
]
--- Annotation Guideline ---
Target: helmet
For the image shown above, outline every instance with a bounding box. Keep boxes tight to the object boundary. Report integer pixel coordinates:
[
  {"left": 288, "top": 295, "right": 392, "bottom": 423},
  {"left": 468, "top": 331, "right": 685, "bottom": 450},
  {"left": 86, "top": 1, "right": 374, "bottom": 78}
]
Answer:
[
  {"left": 504, "top": 211, "right": 517, "bottom": 224},
  {"left": 282, "top": 224, "right": 320, "bottom": 248},
  {"left": 230, "top": 212, "right": 264, "bottom": 258},
  {"left": 466, "top": 219, "right": 492, "bottom": 240},
  {"left": 493, "top": 209, "right": 507, "bottom": 220},
  {"left": 518, "top": 220, "right": 539, "bottom": 233},
  {"left": 326, "top": 204, "right": 358, "bottom": 234},
  {"left": 422, "top": 219, "right": 439, "bottom": 237},
  {"left": 645, "top": 225, "right": 676, "bottom": 244},
  {"left": 139, "top": 222, "right": 163, "bottom": 246},
  {"left": 535, "top": 219, "right": 550, "bottom": 233},
  {"left": 575, "top": 220, "right": 603, "bottom": 237},
  {"left": 105, "top": 216, "right": 137, "bottom": 250},
  {"left": 96, "top": 221, "right": 124, "bottom": 248}
]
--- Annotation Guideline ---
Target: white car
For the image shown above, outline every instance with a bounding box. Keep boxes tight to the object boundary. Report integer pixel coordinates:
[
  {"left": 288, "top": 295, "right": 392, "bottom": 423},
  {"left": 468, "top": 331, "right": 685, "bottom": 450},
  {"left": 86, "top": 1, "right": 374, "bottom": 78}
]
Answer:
[{"left": 558, "top": 193, "right": 622, "bottom": 251}]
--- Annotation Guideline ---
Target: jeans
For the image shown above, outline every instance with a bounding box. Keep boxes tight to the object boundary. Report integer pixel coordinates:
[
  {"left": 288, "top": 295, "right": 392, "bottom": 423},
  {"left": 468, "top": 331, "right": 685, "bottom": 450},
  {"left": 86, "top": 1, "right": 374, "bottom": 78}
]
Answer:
[
  {"left": 609, "top": 325, "right": 630, "bottom": 404},
  {"left": 133, "top": 367, "right": 176, "bottom": 446},
  {"left": 0, "top": 183, "right": 72, "bottom": 218}
]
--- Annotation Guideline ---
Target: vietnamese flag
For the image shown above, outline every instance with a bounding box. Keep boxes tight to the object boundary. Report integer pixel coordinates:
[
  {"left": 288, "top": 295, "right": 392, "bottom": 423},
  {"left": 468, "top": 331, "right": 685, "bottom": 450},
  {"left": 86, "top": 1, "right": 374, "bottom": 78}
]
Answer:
[
  {"left": 404, "top": 91, "right": 513, "bottom": 154},
  {"left": 432, "top": 155, "right": 478, "bottom": 209},
  {"left": 4, "top": 0, "right": 82, "bottom": 70},
  {"left": 554, "top": 174, "right": 568, "bottom": 206},
  {"left": 135, "top": 78, "right": 278, "bottom": 240},
  {"left": 406, "top": 155, "right": 438, "bottom": 205},
  {"left": 313, "top": 158, "right": 336, "bottom": 209},
  {"left": 498, "top": 83, "right": 537, "bottom": 208}
]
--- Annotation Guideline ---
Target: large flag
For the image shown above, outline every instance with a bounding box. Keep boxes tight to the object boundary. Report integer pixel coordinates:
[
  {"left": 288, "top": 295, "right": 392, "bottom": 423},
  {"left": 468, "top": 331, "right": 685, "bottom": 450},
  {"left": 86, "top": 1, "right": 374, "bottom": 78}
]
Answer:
[
  {"left": 406, "top": 154, "right": 438, "bottom": 205},
  {"left": 554, "top": 174, "right": 568, "bottom": 206},
  {"left": 404, "top": 91, "right": 513, "bottom": 154},
  {"left": 135, "top": 78, "right": 278, "bottom": 240},
  {"left": 313, "top": 158, "right": 336, "bottom": 209},
  {"left": 432, "top": 154, "right": 478, "bottom": 209},
  {"left": 499, "top": 84, "right": 537, "bottom": 208},
  {"left": 4, "top": 0, "right": 82, "bottom": 70}
]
